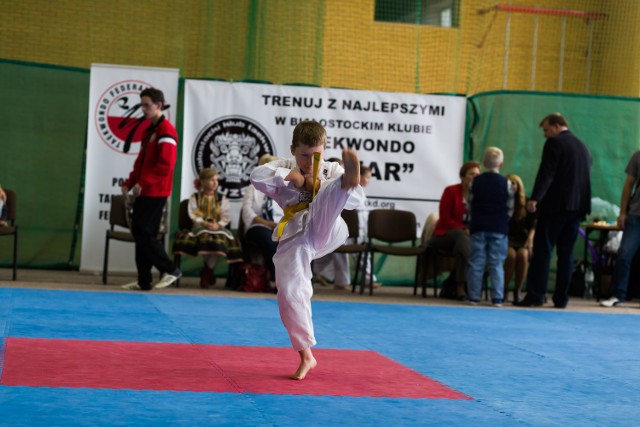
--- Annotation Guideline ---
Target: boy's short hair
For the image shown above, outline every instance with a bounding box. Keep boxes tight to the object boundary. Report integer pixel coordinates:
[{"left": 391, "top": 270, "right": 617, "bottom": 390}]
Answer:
[
  {"left": 292, "top": 120, "right": 326, "bottom": 148},
  {"left": 483, "top": 147, "right": 503, "bottom": 169},
  {"left": 360, "top": 166, "right": 371, "bottom": 176},
  {"left": 140, "top": 87, "right": 165, "bottom": 105},
  {"left": 539, "top": 112, "right": 568, "bottom": 128},
  {"left": 459, "top": 161, "right": 480, "bottom": 179}
]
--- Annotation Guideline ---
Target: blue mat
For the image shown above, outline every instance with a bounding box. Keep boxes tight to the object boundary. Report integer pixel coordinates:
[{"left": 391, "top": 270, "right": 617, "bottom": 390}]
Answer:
[{"left": 0, "top": 287, "right": 639, "bottom": 426}]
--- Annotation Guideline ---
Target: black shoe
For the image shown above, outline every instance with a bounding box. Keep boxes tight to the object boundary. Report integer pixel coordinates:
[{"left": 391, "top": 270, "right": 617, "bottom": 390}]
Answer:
[
  {"left": 552, "top": 298, "right": 567, "bottom": 309},
  {"left": 513, "top": 296, "right": 543, "bottom": 307}
]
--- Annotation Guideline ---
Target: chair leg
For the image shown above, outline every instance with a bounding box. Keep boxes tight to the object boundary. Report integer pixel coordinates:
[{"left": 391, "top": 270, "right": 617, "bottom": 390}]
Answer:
[
  {"left": 12, "top": 227, "right": 18, "bottom": 281},
  {"left": 102, "top": 232, "right": 110, "bottom": 285},
  {"left": 351, "top": 252, "right": 367, "bottom": 293},
  {"left": 432, "top": 252, "right": 440, "bottom": 298},
  {"left": 361, "top": 252, "right": 370, "bottom": 295},
  {"left": 421, "top": 253, "right": 428, "bottom": 298},
  {"left": 414, "top": 252, "right": 428, "bottom": 297},
  {"left": 174, "top": 254, "right": 182, "bottom": 287},
  {"left": 368, "top": 251, "right": 375, "bottom": 296},
  {"left": 413, "top": 256, "right": 419, "bottom": 296},
  {"left": 352, "top": 252, "right": 362, "bottom": 293},
  {"left": 413, "top": 256, "right": 421, "bottom": 297}
]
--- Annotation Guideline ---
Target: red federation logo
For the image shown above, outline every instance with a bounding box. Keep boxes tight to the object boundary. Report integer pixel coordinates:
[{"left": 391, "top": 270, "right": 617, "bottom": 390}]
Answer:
[{"left": 94, "top": 80, "right": 171, "bottom": 155}]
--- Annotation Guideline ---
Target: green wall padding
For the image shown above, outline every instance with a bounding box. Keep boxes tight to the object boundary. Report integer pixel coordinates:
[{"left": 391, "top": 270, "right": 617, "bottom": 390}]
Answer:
[
  {"left": 468, "top": 91, "right": 640, "bottom": 212},
  {"left": 0, "top": 60, "right": 89, "bottom": 269}
]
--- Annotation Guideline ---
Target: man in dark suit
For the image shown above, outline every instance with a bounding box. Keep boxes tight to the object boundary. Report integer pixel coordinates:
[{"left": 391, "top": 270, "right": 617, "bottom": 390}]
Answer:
[{"left": 515, "top": 113, "right": 592, "bottom": 308}]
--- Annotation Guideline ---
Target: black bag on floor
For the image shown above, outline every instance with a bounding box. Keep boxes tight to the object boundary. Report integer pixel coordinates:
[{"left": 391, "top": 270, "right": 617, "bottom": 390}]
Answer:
[
  {"left": 569, "top": 260, "right": 586, "bottom": 297},
  {"left": 439, "top": 272, "right": 458, "bottom": 299}
]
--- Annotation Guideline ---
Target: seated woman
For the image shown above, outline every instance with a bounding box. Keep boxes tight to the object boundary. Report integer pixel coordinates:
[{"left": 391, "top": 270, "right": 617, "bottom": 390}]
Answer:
[
  {"left": 429, "top": 161, "right": 480, "bottom": 300},
  {"left": 504, "top": 174, "right": 536, "bottom": 304},
  {"left": 241, "top": 154, "right": 282, "bottom": 288},
  {"left": 173, "top": 167, "right": 243, "bottom": 288}
]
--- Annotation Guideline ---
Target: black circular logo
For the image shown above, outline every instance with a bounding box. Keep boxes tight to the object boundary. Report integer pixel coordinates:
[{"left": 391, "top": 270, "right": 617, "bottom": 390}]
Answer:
[{"left": 192, "top": 116, "right": 275, "bottom": 200}]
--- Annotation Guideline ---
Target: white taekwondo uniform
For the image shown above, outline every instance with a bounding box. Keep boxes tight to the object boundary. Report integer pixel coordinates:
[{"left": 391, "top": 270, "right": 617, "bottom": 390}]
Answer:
[{"left": 250, "top": 158, "right": 365, "bottom": 350}]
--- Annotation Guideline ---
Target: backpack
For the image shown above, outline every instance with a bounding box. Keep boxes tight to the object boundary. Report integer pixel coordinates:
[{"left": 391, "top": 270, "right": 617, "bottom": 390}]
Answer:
[
  {"left": 226, "top": 262, "right": 270, "bottom": 293},
  {"left": 569, "top": 260, "right": 587, "bottom": 297},
  {"left": 438, "top": 272, "right": 458, "bottom": 299}
]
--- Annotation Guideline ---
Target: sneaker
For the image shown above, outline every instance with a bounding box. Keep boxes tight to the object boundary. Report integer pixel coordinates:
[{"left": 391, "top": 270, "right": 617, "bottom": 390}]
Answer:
[
  {"left": 600, "top": 296, "right": 620, "bottom": 308},
  {"left": 121, "top": 281, "right": 140, "bottom": 290},
  {"left": 492, "top": 298, "right": 503, "bottom": 307},
  {"left": 154, "top": 270, "right": 183, "bottom": 289},
  {"left": 468, "top": 300, "right": 479, "bottom": 306}
]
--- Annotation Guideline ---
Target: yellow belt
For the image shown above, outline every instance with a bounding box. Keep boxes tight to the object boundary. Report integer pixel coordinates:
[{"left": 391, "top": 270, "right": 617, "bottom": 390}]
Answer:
[
  {"left": 276, "top": 201, "right": 309, "bottom": 240},
  {"left": 276, "top": 152, "right": 321, "bottom": 241}
]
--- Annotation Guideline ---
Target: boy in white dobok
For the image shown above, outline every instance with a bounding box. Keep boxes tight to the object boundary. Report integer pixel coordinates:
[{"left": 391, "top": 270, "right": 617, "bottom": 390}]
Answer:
[{"left": 250, "top": 120, "right": 364, "bottom": 380}]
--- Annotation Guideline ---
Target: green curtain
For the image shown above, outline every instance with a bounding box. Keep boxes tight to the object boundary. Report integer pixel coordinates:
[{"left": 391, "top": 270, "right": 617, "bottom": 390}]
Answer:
[
  {"left": 468, "top": 91, "right": 640, "bottom": 212},
  {"left": 0, "top": 60, "right": 88, "bottom": 268}
]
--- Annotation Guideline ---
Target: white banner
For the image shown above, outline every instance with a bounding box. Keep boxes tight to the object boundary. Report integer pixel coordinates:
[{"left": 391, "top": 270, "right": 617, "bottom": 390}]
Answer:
[
  {"left": 80, "top": 64, "right": 179, "bottom": 273},
  {"left": 182, "top": 80, "right": 465, "bottom": 234}
]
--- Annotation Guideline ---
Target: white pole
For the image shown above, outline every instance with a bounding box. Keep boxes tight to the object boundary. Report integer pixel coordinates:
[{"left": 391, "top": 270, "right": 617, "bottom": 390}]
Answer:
[
  {"left": 586, "top": 18, "right": 594, "bottom": 94},
  {"left": 503, "top": 9, "right": 511, "bottom": 90},
  {"left": 559, "top": 15, "right": 566, "bottom": 91},
  {"left": 531, "top": 8, "right": 539, "bottom": 90}
]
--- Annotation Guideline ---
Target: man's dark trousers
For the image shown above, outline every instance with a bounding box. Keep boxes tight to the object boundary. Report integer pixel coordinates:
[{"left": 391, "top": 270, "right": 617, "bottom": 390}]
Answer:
[{"left": 525, "top": 211, "right": 582, "bottom": 307}]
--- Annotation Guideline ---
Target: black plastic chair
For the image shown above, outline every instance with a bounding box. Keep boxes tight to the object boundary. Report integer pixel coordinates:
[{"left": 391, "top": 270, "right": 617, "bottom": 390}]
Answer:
[
  {"left": 421, "top": 213, "right": 457, "bottom": 298},
  {"left": 332, "top": 209, "right": 367, "bottom": 293},
  {"left": 365, "top": 209, "right": 426, "bottom": 295},
  {"left": 102, "top": 195, "right": 166, "bottom": 284},
  {"left": 0, "top": 189, "right": 18, "bottom": 280}
]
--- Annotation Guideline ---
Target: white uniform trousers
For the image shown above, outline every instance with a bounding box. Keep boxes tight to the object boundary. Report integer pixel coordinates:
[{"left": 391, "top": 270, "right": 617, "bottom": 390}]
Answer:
[{"left": 273, "top": 177, "right": 357, "bottom": 350}]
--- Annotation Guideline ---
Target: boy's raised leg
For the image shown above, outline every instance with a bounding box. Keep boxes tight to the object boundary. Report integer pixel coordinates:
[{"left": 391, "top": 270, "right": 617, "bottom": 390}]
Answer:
[
  {"left": 341, "top": 148, "right": 360, "bottom": 189},
  {"left": 291, "top": 348, "right": 317, "bottom": 380}
]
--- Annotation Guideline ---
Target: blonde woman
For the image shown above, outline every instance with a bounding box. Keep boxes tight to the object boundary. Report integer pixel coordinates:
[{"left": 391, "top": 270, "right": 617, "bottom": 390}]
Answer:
[{"left": 504, "top": 174, "right": 536, "bottom": 304}]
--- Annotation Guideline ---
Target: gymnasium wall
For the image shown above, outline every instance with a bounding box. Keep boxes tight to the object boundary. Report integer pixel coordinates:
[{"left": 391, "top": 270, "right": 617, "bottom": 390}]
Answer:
[{"left": 3, "top": 1, "right": 638, "bottom": 96}]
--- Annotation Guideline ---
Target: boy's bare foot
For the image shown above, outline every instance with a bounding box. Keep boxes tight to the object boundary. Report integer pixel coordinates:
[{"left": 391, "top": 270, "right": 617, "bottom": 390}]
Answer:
[
  {"left": 341, "top": 148, "right": 360, "bottom": 189},
  {"left": 291, "top": 348, "right": 317, "bottom": 380}
]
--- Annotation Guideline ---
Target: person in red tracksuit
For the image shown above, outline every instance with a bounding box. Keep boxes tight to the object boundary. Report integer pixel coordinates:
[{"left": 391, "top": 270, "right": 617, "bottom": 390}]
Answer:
[{"left": 121, "top": 87, "right": 182, "bottom": 291}]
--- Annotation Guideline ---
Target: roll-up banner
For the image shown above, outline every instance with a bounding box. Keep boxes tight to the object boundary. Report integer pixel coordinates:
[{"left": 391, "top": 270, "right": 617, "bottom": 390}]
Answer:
[
  {"left": 182, "top": 80, "right": 465, "bottom": 234},
  {"left": 80, "top": 64, "right": 179, "bottom": 273}
]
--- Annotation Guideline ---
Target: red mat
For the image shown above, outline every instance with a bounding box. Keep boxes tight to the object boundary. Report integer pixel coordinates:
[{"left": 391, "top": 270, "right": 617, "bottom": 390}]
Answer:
[{"left": 1, "top": 338, "right": 470, "bottom": 399}]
